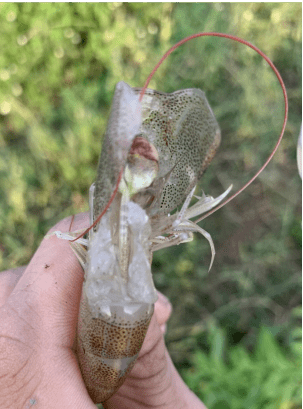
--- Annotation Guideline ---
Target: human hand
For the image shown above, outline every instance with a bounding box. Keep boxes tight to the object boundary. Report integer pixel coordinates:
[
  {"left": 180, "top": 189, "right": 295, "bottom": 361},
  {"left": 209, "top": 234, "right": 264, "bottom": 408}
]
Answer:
[{"left": 0, "top": 214, "right": 206, "bottom": 409}]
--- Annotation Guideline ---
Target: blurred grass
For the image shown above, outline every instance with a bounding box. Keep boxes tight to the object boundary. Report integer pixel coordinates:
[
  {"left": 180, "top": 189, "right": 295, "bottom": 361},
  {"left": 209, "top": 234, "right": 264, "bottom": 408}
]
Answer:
[{"left": 0, "top": 3, "right": 301, "bottom": 408}]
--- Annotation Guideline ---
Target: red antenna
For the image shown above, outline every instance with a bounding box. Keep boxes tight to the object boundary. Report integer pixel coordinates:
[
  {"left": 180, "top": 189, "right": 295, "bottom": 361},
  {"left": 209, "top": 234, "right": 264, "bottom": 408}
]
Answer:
[
  {"left": 71, "top": 32, "right": 288, "bottom": 241},
  {"left": 139, "top": 32, "right": 288, "bottom": 223}
]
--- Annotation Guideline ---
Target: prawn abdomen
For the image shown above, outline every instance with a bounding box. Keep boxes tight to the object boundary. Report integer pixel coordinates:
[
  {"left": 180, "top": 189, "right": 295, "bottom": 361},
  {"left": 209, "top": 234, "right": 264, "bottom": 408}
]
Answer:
[{"left": 77, "top": 293, "right": 153, "bottom": 402}]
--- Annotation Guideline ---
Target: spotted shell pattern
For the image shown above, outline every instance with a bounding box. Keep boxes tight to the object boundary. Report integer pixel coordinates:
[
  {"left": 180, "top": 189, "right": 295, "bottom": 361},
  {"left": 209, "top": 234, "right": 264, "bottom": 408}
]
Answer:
[
  {"left": 94, "top": 82, "right": 220, "bottom": 220},
  {"left": 77, "top": 293, "right": 153, "bottom": 402},
  {"left": 133, "top": 87, "right": 221, "bottom": 214}
]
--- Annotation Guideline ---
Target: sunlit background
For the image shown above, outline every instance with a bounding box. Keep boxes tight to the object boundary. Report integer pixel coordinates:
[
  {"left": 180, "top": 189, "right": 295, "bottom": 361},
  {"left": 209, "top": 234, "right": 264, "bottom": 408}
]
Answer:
[{"left": 0, "top": 3, "right": 301, "bottom": 408}]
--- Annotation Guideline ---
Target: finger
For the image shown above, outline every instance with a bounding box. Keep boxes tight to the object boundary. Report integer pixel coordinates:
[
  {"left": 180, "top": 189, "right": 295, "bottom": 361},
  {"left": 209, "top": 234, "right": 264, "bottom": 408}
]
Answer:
[
  {"left": 0, "top": 266, "right": 26, "bottom": 307},
  {"left": 8, "top": 212, "right": 89, "bottom": 347},
  {"left": 154, "top": 291, "right": 172, "bottom": 334},
  {"left": 47, "top": 211, "right": 89, "bottom": 234}
]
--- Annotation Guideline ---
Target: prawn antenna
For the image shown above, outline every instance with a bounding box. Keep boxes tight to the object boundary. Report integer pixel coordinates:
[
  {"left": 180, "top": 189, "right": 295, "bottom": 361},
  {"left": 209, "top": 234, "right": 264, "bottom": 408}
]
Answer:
[{"left": 72, "top": 32, "right": 288, "bottom": 241}]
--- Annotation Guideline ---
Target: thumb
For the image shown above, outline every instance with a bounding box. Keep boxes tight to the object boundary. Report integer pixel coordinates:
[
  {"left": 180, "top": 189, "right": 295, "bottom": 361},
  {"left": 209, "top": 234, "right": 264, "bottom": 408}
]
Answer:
[
  {"left": 154, "top": 291, "right": 172, "bottom": 334},
  {"left": 9, "top": 213, "right": 89, "bottom": 348}
]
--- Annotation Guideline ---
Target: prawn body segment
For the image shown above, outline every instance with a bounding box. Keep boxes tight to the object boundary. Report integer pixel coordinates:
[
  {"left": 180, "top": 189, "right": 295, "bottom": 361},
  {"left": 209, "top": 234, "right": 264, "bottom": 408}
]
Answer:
[{"left": 77, "top": 294, "right": 153, "bottom": 402}]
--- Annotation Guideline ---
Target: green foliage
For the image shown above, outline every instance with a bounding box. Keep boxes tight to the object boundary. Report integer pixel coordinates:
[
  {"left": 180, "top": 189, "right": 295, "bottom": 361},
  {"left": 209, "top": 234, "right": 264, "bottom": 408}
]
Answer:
[
  {"left": 0, "top": 3, "right": 301, "bottom": 408},
  {"left": 182, "top": 320, "right": 302, "bottom": 409},
  {"left": 0, "top": 2, "right": 175, "bottom": 268}
]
